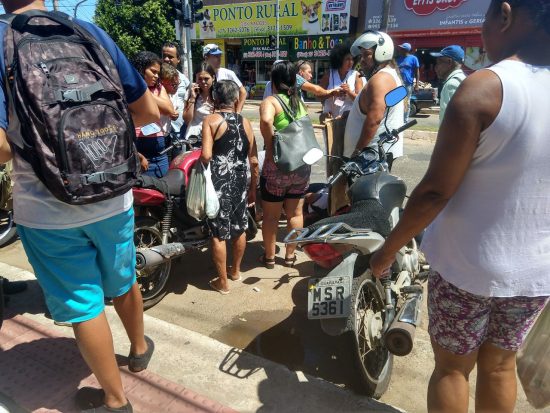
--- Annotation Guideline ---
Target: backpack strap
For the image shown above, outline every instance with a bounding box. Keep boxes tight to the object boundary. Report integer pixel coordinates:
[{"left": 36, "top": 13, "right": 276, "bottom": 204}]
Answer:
[
  {"left": 0, "top": 14, "right": 17, "bottom": 25},
  {"left": 9, "top": 9, "right": 75, "bottom": 32}
]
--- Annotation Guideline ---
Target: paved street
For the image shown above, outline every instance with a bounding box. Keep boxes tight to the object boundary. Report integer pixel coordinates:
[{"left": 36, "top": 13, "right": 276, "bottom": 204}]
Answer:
[{"left": 0, "top": 111, "right": 537, "bottom": 412}]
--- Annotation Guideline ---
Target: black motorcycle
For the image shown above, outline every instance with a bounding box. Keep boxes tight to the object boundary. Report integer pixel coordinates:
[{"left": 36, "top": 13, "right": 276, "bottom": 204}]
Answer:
[{"left": 285, "top": 86, "right": 428, "bottom": 398}]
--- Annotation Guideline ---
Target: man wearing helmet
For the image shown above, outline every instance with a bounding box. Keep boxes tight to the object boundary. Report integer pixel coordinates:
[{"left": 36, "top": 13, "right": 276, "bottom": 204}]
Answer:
[{"left": 343, "top": 31, "right": 404, "bottom": 167}]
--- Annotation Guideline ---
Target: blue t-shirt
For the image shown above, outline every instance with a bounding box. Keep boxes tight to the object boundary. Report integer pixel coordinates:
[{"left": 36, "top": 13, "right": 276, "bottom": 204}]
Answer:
[
  {"left": 397, "top": 55, "right": 420, "bottom": 86},
  {"left": 0, "top": 17, "right": 148, "bottom": 229},
  {"left": 0, "top": 19, "right": 146, "bottom": 130}
]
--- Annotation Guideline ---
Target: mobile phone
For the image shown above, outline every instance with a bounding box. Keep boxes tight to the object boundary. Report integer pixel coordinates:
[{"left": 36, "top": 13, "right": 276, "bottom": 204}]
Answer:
[{"left": 141, "top": 123, "right": 161, "bottom": 136}]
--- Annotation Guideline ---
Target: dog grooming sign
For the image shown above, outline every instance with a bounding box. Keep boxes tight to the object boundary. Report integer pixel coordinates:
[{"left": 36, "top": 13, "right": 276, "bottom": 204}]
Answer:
[{"left": 192, "top": 0, "right": 351, "bottom": 40}]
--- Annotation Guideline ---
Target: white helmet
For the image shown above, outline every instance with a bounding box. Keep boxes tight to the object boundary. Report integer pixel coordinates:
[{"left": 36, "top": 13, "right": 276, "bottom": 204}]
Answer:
[{"left": 351, "top": 31, "right": 394, "bottom": 64}]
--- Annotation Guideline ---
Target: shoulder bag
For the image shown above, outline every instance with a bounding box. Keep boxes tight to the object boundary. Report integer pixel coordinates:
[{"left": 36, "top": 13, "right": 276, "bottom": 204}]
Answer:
[{"left": 272, "top": 95, "right": 321, "bottom": 173}]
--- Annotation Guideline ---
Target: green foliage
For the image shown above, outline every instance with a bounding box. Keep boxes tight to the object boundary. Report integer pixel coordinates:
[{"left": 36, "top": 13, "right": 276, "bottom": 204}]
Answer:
[{"left": 94, "top": 0, "right": 176, "bottom": 60}]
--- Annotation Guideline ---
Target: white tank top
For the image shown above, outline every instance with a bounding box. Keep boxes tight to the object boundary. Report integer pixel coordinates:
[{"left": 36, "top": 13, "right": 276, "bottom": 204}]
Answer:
[
  {"left": 421, "top": 59, "right": 550, "bottom": 297},
  {"left": 343, "top": 66, "right": 404, "bottom": 158},
  {"left": 323, "top": 69, "right": 357, "bottom": 117}
]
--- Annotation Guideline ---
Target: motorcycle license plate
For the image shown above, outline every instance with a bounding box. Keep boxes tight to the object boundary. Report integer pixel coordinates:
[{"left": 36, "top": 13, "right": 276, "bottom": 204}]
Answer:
[{"left": 307, "top": 275, "right": 352, "bottom": 319}]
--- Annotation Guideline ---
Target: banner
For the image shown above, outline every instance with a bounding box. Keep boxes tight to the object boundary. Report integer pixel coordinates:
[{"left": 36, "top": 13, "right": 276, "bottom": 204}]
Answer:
[
  {"left": 365, "top": 0, "right": 491, "bottom": 36},
  {"left": 288, "top": 34, "right": 346, "bottom": 60},
  {"left": 241, "top": 37, "right": 290, "bottom": 61},
  {"left": 192, "top": 0, "right": 351, "bottom": 40}
]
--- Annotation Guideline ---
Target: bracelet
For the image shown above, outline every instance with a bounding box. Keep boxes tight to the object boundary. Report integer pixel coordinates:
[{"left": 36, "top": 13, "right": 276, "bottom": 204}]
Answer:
[{"left": 188, "top": 100, "right": 196, "bottom": 104}]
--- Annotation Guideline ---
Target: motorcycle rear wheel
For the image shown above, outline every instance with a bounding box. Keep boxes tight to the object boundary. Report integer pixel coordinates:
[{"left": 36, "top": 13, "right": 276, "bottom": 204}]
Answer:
[
  {"left": 0, "top": 210, "right": 17, "bottom": 248},
  {"left": 134, "top": 216, "right": 172, "bottom": 310},
  {"left": 346, "top": 272, "right": 394, "bottom": 399}
]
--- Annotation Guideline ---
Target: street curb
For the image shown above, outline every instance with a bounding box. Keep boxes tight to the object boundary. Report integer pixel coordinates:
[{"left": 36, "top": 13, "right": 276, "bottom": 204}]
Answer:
[{"left": 0, "top": 262, "right": 407, "bottom": 413}]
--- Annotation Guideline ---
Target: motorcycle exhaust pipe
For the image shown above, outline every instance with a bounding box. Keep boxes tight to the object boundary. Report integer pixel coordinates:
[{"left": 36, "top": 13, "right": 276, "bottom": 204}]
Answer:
[
  {"left": 384, "top": 289, "right": 423, "bottom": 356},
  {"left": 136, "top": 242, "right": 190, "bottom": 271}
]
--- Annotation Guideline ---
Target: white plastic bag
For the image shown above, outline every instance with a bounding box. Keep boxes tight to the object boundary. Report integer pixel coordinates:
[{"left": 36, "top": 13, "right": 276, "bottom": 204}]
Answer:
[
  {"left": 186, "top": 161, "right": 206, "bottom": 220},
  {"left": 203, "top": 163, "right": 220, "bottom": 219},
  {"left": 517, "top": 303, "right": 550, "bottom": 409}
]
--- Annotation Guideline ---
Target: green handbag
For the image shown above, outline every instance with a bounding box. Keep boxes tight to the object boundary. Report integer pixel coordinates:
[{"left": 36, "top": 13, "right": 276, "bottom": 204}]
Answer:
[{"left": 272, "top": 95, "right": 321, "bottom": 173}]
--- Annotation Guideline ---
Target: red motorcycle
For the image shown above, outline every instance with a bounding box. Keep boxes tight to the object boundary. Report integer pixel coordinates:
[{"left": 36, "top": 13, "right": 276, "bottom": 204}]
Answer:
[{"left": 132, "top": 135, "right": 257, "bottom": 309}]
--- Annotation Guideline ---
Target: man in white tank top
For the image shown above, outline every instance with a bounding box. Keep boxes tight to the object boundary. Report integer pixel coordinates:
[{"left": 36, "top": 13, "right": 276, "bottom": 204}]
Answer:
[
  {"left": 344, "top": 31, "right": 404, "bottom": 162},
  {"left": 370, "top": 1, "right": 550, "bottom": 411}
]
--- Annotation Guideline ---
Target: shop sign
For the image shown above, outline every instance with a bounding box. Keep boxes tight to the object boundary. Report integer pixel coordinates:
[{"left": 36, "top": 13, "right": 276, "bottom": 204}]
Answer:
[
  {"left": 241, "top": 37, "right": 290, "bottom": 60},
  {"left": 191, "top": 0, "right": 351, "bottom": 40},
  {"left": 365, "top": 0, "right": 491, "bottom": 36},
  {"left": 404, "top": 0, "right": 468, "bottom": 16},
  {"left": 289, "top": 34, "right": 345, "bottom": 60}
]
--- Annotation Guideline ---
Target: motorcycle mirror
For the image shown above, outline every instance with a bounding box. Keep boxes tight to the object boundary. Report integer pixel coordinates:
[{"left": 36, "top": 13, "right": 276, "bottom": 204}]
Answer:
[
  {"left": 384, "top": 86, "right": 408, "bottom": 108},
  {"left": 187, "top": 136, "right": 199, "bottom": 144},
  {"left": 303, "top": 147, "right": 324, "bottom": 165}
]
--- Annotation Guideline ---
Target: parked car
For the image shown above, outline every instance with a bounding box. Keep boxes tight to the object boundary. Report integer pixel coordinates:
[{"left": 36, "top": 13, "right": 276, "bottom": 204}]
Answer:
[{"left": 410, "top": 87, "right": 438, "bottom": 116}]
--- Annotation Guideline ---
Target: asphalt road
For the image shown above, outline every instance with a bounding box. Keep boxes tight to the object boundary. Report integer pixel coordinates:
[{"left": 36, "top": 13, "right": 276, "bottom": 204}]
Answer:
[{"left": 0, "top": 111, "right": 536, "bottom": 413}]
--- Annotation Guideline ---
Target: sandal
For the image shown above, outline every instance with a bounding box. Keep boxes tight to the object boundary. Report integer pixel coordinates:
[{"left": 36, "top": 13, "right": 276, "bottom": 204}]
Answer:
[
  {"left": 259, "top": 253, "right": 275, "bottom": 269},
  {"left": 209, "top": 278, "right": 230, "bottom": 294},
  {"left": 227, "top": 266, "right": 242, "bottom": 281},
  {"left": 284, "top": 254, "right": 297, "bottom": 268},
  {"left": 128, "top": 335, "right": 155, "bottom": 373}
]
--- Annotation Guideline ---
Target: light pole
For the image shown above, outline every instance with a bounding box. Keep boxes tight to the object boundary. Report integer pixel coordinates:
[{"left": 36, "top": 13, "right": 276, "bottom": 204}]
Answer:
[
  {"left": 381, "top": 0, "right": 391, "bottom": 31},
  {"left": 275, "top": 0, "right": 280, "bottom": 60},
  {"left": 73, "top": 0, "right": 87, "bottom": 18}
]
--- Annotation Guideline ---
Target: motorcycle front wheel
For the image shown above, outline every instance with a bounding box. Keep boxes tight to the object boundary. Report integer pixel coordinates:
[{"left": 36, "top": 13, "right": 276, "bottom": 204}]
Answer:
[
  {"left": 0, "top": 210, "right": 17, "bottom": 248},
  {"left": 346, "top": 272, "right": 394, "bottom": 399},
  {"left": 134, "top": 216, "right": 172, "bottom": 310}
]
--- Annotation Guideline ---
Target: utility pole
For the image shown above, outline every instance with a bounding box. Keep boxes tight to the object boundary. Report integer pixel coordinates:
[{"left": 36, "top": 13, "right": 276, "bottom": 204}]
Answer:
[
  {"left": 275, "top": 0, "right": 280, "bottom": 60},
  {"left": 184, "top": 0, "right": 193, "bottom": 78},
  {"left": 381, "top": 0, "right": 391, "bottom": 31}
]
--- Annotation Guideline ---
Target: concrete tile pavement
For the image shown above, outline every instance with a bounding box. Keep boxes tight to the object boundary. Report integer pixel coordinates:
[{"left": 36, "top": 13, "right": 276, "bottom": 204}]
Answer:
[{"left": 0, "top": 262, "right": 405, "bottom": 413}]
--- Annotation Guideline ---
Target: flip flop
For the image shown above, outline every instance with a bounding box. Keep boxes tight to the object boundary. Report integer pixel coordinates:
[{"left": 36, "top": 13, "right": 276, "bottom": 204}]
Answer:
[
  {"left": 227, "top": 267, "right": 242, "bottom": 281},
  {"left": 128, "top": 335, "right": 155, "bottom": 373},
  {"left": 209, "top": 278, "right": 230, "bottom": 295}
]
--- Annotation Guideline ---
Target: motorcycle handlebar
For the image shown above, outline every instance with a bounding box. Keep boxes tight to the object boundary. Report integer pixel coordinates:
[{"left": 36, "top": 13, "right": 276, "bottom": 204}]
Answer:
[
  {"left": 158, "top": 138, "right": 196, "bottom": 156},
  {"left": 395, "top": 119, "right": 417, "bottom": 135}
]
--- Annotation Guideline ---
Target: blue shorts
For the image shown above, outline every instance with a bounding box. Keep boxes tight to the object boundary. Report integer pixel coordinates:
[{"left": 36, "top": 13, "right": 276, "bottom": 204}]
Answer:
[{"left": 17, "top": 209, "right": 136, "bottom": 323}]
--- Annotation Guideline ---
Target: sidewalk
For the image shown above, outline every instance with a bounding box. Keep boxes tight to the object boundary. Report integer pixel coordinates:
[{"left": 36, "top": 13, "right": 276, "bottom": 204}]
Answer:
[{"left": 0, "top": 263, "right": 405, "bottom": 413}]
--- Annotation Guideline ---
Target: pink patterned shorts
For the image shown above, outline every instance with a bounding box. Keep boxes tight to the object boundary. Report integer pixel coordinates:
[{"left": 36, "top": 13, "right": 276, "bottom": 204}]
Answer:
[{"left": 428, "top": 272, "right": 548, "bottom": 355}]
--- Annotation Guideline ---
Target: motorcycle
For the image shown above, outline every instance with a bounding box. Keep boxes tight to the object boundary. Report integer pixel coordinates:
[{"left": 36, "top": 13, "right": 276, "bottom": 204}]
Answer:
[
  {"left": 284, "top": 86, "right": 428, "bottom": 398},
  {"left": 133, "top": 135, "right": 257, "bottom": 309},
  {"left": 0, "top": 162, "right": 17, "bottom": 248}
]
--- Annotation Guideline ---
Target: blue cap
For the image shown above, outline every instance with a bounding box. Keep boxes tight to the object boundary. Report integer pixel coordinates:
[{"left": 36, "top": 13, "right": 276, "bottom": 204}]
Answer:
[
  {"left": 398, "top": 43, "right": 412, "bottom": 52},
  {"left": 203, "top": 44, "right": 223, "bottom": 56},
  {"left": 430, "top": 45, "right": 465, "bottom": 63}
]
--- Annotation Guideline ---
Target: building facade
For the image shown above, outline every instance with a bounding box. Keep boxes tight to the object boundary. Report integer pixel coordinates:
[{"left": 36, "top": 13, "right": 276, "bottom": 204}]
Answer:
[
  {"left": 195, "top": 0, "right": 361, "bottom": 91},
  {"left": 363, "top": 0, "right": 492, "bottom": 84}
]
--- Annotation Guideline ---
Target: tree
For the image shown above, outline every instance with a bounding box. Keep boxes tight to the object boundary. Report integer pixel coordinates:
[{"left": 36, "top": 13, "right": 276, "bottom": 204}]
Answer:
[{"left": 94, "top": 0, "right": 176, "bottom": 60}]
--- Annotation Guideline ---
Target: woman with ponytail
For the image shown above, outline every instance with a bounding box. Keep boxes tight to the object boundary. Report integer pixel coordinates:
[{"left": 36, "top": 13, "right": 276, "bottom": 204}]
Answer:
[{"left": 258, "top": 61, "right": 312, "bottom": 269}]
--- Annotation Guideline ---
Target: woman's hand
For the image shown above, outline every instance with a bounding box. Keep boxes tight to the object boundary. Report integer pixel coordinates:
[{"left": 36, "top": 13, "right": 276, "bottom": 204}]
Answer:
[
  {"left": 169, "top": 110, "right": 179, "bottom": 120},
  {"left": 340, "top": 83, "right": 352, "bottom": 97},
  {"left": 190, "top": 83, "right": 199, "bottom": 99}
]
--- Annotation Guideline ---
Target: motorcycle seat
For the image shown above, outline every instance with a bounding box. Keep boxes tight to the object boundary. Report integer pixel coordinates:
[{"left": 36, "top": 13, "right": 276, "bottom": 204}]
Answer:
[
  {"left": 136, "top": 169, "right": 185, "bottom": 196},
  {"left": 160, "top": 169, "right": 186, "bottom": 194},
  {"left": 307, "top": 199, "right": 391, "bottom": 237}
]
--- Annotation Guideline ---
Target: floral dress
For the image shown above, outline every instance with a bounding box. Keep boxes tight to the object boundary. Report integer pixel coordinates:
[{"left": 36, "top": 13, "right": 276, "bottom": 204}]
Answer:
[{"left": 208, "top": 112, "right": 250, "bottom": 240}]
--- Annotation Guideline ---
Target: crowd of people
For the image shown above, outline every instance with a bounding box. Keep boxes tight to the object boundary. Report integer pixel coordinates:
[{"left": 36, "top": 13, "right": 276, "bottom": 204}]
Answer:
[{"left": 0, "top": 0, "right": 549, "bottom": 412}]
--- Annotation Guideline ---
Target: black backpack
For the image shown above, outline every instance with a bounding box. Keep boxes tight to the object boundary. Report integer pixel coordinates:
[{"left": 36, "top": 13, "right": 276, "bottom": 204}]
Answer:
[{"left": 0, "top": 11, "right": 139, "bottom": 205}]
